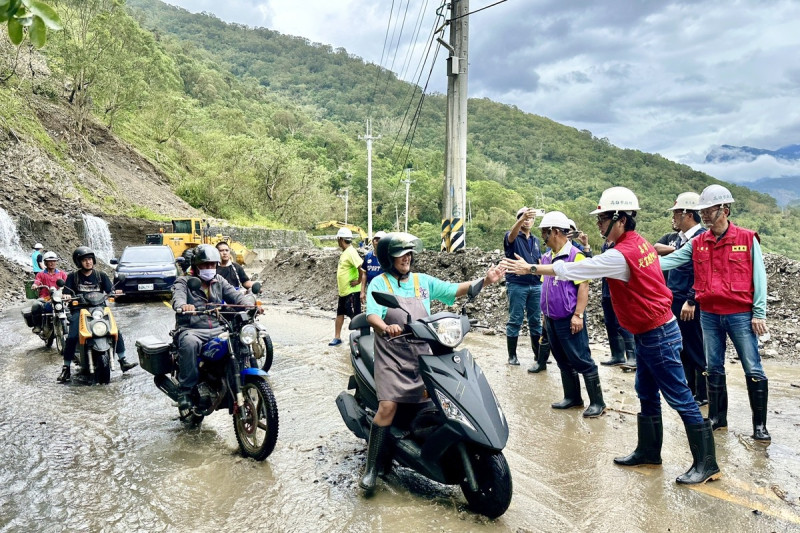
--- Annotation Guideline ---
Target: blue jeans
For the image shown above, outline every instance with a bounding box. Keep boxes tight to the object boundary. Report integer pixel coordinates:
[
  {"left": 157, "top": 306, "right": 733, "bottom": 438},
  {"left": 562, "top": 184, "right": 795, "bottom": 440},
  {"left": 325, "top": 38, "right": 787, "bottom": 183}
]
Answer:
[
  {"left": 63, "top": 310, "right": 126, "bottom": 363},
  {"left": 700, "top": 311, "right": 766, "bottom": 380},
  {"left": 635, "top": 320, "right": 703, "bottom": 425},
  {"left": 545, "top": 316, "right": 597, "bottom": 375},
  {"left": 506, "top": 283, "right": 542, "bottom": 338}
]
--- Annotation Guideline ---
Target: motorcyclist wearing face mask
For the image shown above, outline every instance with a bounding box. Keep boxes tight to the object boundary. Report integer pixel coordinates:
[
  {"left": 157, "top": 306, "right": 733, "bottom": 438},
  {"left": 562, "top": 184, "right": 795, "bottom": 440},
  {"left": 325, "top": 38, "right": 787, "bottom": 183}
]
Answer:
[{"left": 171, "top": 244, "right": 249, "bottom": 413}]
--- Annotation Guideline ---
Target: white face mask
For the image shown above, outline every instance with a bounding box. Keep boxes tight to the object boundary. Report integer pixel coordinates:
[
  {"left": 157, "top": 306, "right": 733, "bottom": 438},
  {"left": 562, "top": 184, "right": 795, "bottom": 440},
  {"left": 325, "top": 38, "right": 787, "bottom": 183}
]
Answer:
[{"left": 198, "top": 268, "right": 216, "bottom": 281}]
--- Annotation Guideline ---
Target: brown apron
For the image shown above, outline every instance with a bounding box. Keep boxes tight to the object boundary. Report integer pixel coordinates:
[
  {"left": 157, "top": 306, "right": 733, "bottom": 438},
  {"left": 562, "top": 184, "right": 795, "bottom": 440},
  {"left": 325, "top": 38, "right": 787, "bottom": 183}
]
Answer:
[{"left": 374, "top": 275, "right": 432, "bottom": 403}]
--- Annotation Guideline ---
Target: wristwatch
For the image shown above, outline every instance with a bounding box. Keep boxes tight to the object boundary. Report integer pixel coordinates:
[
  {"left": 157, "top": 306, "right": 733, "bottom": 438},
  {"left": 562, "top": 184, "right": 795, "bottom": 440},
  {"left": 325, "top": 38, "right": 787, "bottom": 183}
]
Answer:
[
  {"left": 574, "top": 312, "right": 584, "bottom": 319},
  {"left": 529, "top": 265, "right": 537, "bottom": 274}
]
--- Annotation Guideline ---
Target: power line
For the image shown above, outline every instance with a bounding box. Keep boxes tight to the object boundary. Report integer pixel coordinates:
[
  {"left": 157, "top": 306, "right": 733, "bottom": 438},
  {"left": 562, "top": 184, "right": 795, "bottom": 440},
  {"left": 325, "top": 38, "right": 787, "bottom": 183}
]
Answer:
[{"left": 452, "top": 0, "right": 509, "bottom": 21}]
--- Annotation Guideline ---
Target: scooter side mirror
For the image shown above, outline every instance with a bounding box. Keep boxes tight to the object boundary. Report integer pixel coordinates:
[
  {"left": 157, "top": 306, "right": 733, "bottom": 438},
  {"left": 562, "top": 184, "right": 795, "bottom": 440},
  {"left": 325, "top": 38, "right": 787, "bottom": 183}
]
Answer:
[
  {"left": 467, "top": 278, "right": 484, "bottom": 300},
  {"left": 251, "top": 282, "right": 261, "bottom": 295},
  {"left": 110, "top": 258, "right": 118, "bottom": 265},
  {"left": 115, "top": 273, "right": 127, "bottom": 284},
  {"left": 372, "top": 291, "right": 400, "bottom": 309},
  {"left": 175, "top": 257, "right": 186, "bottom": 267},
  {"left": 56, "top": 278, "right": 65, "bottom": 288},
  {"left": 187, "top": 277, "right": 202, "bottom": 291}
]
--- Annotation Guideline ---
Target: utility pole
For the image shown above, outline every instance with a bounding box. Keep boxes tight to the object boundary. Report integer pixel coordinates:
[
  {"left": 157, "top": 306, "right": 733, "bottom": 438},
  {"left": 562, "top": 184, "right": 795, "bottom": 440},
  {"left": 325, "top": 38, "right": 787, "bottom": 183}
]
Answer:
[
  {"left": 337, "top": 189, "right": 349, "bottom": 224},
  {"left": 359, "top": 120, "right": 381, "bottom": 240},
  {"left": 439, "top": 0, "right": 468, "bottom": 252},
  {"left": 402, "top": 166, "right": 415, "bottom": 232}
]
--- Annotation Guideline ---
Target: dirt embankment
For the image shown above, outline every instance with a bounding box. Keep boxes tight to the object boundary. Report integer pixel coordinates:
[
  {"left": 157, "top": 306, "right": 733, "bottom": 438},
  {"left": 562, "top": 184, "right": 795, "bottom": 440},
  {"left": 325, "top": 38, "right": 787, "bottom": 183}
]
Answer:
[{"left": 259, "top": 247, "right": 800, "bottom": 364}]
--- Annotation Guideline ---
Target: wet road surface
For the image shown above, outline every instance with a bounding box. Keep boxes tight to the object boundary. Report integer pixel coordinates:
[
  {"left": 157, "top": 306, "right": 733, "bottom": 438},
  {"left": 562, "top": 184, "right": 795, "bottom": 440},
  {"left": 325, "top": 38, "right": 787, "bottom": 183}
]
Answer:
[{"left": 1, "top": 298, "right": 799, "bottom": 532}]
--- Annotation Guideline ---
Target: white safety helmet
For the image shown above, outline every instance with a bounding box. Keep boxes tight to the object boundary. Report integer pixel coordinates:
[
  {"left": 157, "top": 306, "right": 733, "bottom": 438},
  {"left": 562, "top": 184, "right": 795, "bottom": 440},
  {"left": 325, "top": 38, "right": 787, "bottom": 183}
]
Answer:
[
  {"left": 336, "top": 227, "right": 354, "bottom": 240},
  {"left": 695, "top": 184, "right": 735, "bottom": 210},
  {"left": 670, "top": 192, "right": 700, "bottom": 212},
  {"left": 538, "top": 211, "right": 572, "bottom": 230},
  {"left": 42, "top": 251, "right": 58, "bottom": 262},
  {"left": 373, "top": 230, "right": 387, "bottom": 240},
  {"left": 590, "top": 187, "right": 640, "bottom": 215},
  {"left": 34, "top": 243, "right": 43, "bottom": 249},
  {"left": 567, "top": 218, "right": 577, "bottom": 230}
]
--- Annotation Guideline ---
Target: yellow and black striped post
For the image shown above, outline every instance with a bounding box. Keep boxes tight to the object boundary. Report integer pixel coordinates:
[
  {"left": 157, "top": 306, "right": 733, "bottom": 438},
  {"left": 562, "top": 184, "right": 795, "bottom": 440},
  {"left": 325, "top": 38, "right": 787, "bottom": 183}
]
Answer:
[
  {"left": 449, "top": 217, "right": 465, "bottom": 252},
  {"left": 440, "top": 219, "right": 451, "bottom": 251}
]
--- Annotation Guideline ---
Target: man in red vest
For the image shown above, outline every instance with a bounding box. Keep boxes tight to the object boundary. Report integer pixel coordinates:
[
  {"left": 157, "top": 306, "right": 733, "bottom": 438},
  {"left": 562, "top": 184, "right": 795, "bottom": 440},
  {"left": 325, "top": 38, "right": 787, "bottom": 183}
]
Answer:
[
  {"left": 503, "top": 187, "right": 720, "bottom": 485},
  {"left": 660, "top": 184, "right": 770, "bottom": 442}
]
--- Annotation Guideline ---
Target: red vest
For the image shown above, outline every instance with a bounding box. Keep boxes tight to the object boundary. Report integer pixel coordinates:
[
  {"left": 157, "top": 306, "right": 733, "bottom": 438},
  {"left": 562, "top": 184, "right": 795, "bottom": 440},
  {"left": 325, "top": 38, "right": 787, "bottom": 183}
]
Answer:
[
  {"left": 691, "top": 222, "right": 757, "bottom": 315},
  {"left": 606, "top": 231, "right": 674, "bottom": 334}
]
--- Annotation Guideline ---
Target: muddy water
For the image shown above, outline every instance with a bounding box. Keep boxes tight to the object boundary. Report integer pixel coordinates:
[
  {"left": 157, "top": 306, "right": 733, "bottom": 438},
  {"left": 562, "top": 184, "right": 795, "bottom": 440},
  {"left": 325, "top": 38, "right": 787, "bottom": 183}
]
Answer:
[{"left": 1, "top": 299, "right": 799, "bottom": 532}]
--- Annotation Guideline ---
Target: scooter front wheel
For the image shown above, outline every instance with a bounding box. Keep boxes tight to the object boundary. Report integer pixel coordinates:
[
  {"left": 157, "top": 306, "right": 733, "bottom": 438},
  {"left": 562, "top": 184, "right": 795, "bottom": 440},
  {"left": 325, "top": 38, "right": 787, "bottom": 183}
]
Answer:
[
  {"left": 92, "top": 349, "right": 111, "bottom": 385},
  {"left": 54, "top": 320, "right": 65, "bottom": 355},
  {"left": 234, "top": 378, "right": 279, "bottom": 461},
  {"left": 460, "top": 448, "right": 512, "bottom": 519}
]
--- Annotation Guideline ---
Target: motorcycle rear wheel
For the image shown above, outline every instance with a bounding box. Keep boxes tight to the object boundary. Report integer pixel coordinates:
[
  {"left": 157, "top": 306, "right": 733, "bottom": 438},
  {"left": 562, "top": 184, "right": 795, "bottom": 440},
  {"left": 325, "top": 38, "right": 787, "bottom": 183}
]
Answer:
[
  {"left": 460, "top": 448, "right": 513, "bottom": 519},
  {"left": 92, "top": 349, "right": 111, "bottom": 385},
  {"left": 253, "top": 334, "right": 274, "bottom": 372},
  {"left": 234, "top": 379, "right": 279, "bottom": 461}
]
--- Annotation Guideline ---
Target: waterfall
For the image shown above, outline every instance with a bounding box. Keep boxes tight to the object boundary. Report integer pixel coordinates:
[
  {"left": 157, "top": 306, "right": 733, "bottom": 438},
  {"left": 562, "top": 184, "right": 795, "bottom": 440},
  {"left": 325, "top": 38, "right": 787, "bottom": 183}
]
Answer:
[
  {"left": 0, "top": 207, "right": 31, "bottom": 267},
  {"left": 82, "top": 214, "right": 115, "bottom": 264}
]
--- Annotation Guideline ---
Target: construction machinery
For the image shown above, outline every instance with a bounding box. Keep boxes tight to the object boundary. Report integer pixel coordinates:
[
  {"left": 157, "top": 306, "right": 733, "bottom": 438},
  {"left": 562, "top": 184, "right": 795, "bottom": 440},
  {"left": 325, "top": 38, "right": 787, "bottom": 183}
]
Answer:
[
  {"left": 314, "top": 221, "right": 368, "bottom": 244},
  {"left": 145, "top": 218, "right": 256, "bottom": 266}
]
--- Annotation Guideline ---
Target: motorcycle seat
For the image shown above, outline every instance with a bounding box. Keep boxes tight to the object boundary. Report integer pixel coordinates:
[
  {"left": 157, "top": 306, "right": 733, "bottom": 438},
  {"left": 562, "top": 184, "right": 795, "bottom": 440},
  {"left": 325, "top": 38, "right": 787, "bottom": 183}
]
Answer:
[{"left": 355, "top": 333, "right": 375, "bottom": 376}]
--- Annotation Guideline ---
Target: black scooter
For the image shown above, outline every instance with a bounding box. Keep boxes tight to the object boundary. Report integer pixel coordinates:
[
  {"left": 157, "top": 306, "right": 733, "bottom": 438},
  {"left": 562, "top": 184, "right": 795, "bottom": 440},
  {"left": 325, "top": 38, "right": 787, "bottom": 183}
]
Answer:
[{"left": 336, "top": 281, "right": 512, "bottom": 519}]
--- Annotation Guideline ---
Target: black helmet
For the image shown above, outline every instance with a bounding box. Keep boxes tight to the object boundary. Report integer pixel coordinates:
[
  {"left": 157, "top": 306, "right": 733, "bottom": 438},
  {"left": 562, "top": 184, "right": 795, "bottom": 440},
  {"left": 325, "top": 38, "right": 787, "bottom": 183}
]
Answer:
[
  {"left": 72, "top": 246, "right": 96, "bottom": 268},
  {"left": 190, "top": 244, "right": 221, "bottom": 266},
  {"left": 376, "top": 232, "right": 423, "bottom": 272}
]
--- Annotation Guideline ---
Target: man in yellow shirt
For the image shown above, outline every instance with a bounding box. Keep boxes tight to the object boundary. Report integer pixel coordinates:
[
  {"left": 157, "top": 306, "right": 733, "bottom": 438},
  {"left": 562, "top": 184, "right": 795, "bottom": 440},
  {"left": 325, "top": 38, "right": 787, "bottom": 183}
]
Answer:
[{"left": 330, "top": 227, "right": 364, "bottom": 346}]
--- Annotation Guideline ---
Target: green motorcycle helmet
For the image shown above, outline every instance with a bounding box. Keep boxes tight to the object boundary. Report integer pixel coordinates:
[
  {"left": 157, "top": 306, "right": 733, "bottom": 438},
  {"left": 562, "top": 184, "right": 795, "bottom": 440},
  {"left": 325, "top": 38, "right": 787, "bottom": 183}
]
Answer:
[{"left": 376, "top": 232, "right": 423, "bottom": 275}]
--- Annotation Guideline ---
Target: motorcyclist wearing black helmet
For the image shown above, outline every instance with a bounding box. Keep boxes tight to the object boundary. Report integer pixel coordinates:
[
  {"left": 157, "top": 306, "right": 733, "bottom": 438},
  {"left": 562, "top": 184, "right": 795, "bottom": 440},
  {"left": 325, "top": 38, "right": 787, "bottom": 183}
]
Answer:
[
  {"left": 58, "top": 246, "right": 137, "bottom": 382},
  {"left": 359, "top": 232, "right": 505, "bottom": 494},
  {"left": 171, "top": 244, "right": 250, "bottom": 415}
]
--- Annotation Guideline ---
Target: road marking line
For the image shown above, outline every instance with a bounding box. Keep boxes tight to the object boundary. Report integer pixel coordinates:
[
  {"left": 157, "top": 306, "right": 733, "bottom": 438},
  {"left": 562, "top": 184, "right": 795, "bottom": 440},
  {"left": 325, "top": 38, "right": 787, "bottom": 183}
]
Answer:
[{"left": 689, "top": 481, "right": 800, "bottom": 525}]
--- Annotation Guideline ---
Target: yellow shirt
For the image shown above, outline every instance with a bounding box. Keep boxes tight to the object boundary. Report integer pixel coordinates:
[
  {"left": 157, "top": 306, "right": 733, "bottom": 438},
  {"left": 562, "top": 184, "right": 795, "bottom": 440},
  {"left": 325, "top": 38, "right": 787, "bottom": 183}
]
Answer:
[{"left": 337, "top": 245, "right": 363, "bottom": 296}]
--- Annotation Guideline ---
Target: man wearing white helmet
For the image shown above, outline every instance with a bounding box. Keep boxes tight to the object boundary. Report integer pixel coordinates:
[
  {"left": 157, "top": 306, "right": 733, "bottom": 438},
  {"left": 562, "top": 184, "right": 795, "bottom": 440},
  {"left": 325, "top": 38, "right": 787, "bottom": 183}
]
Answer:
[
  {"left": 503, "top": 207, "right": 543, "bottom": 366},
  {"left": 503, "top": 186, "right": 720, "bottom": 485},
  {"left": 536, "top": 211, "right": 605, "bottom": 418},
  {"left": 660, "top": 184, "right": 770, "bottom": 443},
  {"left": 31, "top": 243, "right": 44, "bottom": 273},
  {"left": 329, "top": 227, "right": 364, "bottom": 346},
  {"left": 359, "top": 231, "right": 387, "bottom": 305},
  {"left": 29, "top": 251, "right": 68, "bottom": 335},
  {"left": 660, "top": 193, "right": 708, "bottom": 406}
]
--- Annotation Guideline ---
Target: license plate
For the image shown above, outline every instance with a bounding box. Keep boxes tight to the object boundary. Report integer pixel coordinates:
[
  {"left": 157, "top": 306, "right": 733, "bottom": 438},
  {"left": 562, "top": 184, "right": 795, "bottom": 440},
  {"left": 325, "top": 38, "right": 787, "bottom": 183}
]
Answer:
[{"left": 138, "top": 284, "right": 154, "bottom": 291}]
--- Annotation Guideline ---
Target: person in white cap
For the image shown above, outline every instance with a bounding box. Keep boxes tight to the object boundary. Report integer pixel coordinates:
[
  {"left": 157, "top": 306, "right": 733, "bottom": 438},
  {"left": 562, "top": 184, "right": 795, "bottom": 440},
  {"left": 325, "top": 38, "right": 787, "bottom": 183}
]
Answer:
[
  {"left": 503, "top": 186, "right": 721, "bottom": 485},
  {"left": 660, "top": 184, "right": 770, "bottom": 443},
  {"left": 660, "top": 192, "right": 708, "bottom": 406},
  {"left": 329, "top": 227, "right": 364, "bottom": 346},
  {"left": 503, "top": 207, "right": 543, "bottom": 366},
  {"left": 360, "top": 231, "right": 387, "bottom": 305},
  {"left": 31, "top": 243, "right": 44, "bottom": 273}
]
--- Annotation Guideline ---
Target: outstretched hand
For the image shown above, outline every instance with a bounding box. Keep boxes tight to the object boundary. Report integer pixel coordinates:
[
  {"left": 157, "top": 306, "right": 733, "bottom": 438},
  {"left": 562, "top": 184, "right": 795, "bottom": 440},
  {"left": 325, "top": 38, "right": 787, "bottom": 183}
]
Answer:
[
  {"left": 501, "top": 253, "right": 532, "bottom": 275},
  {"left": 485, "top": 263, "right": 507, "bottom": 285}
]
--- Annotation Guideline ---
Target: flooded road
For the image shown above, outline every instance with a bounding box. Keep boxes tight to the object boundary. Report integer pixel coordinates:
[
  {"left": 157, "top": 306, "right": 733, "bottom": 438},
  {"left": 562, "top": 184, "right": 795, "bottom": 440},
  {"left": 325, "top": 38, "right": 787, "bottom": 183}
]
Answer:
[{"left": 1, "top": 298, "right": 799, "bottom": 532}]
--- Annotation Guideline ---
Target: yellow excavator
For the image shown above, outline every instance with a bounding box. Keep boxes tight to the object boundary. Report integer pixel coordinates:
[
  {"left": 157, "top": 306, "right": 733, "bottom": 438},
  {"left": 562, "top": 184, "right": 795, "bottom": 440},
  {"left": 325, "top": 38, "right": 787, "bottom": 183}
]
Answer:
[
  {"left": 145, "top": 218, "right": 256, "bottom": 265},
  {"left": 314, "top": 221, "right": 369, "bottom": 243}
]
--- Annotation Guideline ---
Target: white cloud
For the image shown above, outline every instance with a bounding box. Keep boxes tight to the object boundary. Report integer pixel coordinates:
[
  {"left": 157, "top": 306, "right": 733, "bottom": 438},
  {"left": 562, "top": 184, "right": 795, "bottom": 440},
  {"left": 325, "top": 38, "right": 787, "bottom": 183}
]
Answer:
[{"left": 163, "top": 0, "right": 800, "bottom": 184}]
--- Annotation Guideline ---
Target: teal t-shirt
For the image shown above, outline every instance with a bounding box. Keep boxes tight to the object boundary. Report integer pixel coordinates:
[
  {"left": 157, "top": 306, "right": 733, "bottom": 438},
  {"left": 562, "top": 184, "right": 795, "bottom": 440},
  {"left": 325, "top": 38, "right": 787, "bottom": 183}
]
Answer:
[{"left": 366, "top": 272, "right": 459, "bottom": 319}]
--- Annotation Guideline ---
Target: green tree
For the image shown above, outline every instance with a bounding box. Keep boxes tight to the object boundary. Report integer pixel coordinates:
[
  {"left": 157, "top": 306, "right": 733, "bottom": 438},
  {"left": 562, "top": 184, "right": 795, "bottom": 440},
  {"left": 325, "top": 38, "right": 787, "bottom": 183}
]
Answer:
[{"left": 2, "top": 0, "right": 61, "bottom": 48}]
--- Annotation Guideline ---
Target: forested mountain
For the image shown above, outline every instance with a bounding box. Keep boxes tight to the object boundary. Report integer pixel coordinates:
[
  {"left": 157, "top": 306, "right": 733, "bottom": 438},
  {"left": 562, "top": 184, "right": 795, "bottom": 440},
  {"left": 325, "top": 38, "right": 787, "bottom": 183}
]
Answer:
[{"left": 3, "top": 0, "right": 799, "bottom": 259}]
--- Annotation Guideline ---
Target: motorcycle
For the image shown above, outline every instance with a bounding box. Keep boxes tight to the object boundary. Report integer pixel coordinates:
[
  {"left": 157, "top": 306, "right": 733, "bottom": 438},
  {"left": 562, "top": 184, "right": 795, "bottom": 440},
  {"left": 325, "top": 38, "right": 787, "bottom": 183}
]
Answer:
[
  {"left": 64, "top": 277, "right": 126, "bottom": 385},
  {"left": 22, "top": 281, "right": 69, "bottom": 353},
  {"left": 335, "top": 280, "right": 513, "bottom": 519},
  {"left": 136, "top": 278, "right": 279, "bottom": 461}
]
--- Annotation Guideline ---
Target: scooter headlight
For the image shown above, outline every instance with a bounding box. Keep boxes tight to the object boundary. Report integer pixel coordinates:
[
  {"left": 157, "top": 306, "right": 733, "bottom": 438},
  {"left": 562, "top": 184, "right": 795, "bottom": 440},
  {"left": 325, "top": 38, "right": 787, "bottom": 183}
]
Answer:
[
  {"left": 91, "top": 321, "right": 109, "bottom": 337},
  {"left": 54, "top": 303, "right": 63, "bottom": 311},
  {"left": 240, "top": 325, "right": 257, "bottom": 345},
  {"left": 91, "top": 309, "right": 105, "bottom": 320},
  {"left": 428, "top": 317, "right": 464, "bottom": 348},
  {"left": 435, "top": 389, "right": 475, "bottom": 431}
]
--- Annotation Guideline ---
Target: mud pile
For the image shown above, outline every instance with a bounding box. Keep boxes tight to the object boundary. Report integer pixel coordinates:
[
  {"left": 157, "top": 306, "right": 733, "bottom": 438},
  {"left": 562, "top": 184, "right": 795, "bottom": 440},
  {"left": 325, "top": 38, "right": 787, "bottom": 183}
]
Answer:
[{"left": 259, "top": 248, "right": 800, "bottom": 363}]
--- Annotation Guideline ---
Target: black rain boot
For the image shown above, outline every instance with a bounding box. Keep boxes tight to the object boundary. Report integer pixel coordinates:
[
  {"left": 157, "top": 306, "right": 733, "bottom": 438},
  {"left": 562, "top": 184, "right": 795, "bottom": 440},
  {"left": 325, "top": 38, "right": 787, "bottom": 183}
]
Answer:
[
  {"left": 506, "top": 336, "right": 520, "bottom": 366},
  {"left": 676, "top": 419, "right": 721, "bottom": 484},
  {"left": 614, "top": 414, "right": 663, "bottom": 466},
  {"left": 746, "top": 378, "right": 771, "bottom": 442},
  {"left": 118, "top": 356, "right": 138, "bottom": 373},
  {"left": 360, "top": 423, "right": 391, "bottom": 495},
  {"left": 620, "top": 347, "right": 637, "bottom": 371},
  {"left": 57, "top": 364, "right": 71, "bottom": 383},
  {"left": 706, "top": 374, "right": 728, "bottom": 430},
  {"left": 527, "top": 336, "right": 549, "bottom": 373},
  {"left": 694, "top": 370, "right": 708, "bottom": 406},
  {"left": 552, "top": 370, "right": 583, "bottom": 409},
  {"left": 600, "top": 353, "right": 626, "bottom": 366},
  {"left": 178, "top": 392, "right": 192, "bottom": 418},
  {"left": 582, "top": 371, "right": 606, "bottom": 418}
]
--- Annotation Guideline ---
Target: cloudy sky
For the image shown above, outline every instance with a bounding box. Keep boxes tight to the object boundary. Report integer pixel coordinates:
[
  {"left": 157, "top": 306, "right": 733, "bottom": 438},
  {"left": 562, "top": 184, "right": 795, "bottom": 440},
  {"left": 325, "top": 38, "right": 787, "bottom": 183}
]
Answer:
[{"left": 164, "top": 0, "right": 800, "bottom": 184}]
